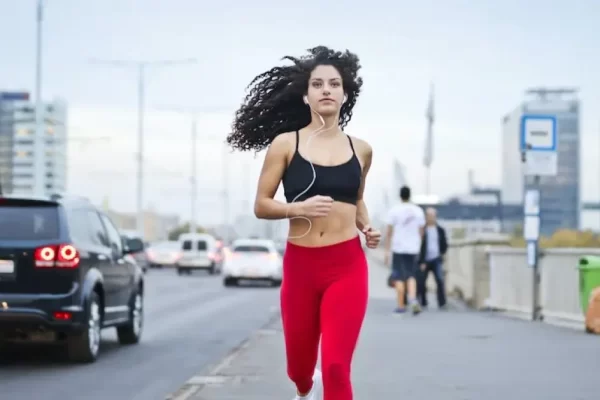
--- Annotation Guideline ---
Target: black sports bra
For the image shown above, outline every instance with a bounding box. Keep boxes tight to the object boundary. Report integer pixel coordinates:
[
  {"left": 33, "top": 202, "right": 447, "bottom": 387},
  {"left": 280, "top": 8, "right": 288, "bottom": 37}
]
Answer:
[{"left": 282, "top": 130, "right": 362, "bottom": 205}]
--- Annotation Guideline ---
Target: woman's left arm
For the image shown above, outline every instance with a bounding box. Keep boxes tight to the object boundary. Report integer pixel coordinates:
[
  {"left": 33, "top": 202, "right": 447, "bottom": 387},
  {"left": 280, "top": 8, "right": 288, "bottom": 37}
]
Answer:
[{"left": 355, "top": 139, "right": 373, "bottom": 231}]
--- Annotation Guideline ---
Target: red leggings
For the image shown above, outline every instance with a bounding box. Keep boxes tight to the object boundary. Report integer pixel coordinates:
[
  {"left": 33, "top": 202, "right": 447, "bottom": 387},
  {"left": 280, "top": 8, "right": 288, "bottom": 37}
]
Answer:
[{"left": 280, "top": 236, "right": 368, "bottom": 400}]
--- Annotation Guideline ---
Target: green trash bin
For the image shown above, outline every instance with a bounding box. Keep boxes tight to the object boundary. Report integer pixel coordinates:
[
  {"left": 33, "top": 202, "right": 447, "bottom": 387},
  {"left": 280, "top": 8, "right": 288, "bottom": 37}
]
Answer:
[{"left": 577, "top": 256, "right": 600, "bottom": 313}]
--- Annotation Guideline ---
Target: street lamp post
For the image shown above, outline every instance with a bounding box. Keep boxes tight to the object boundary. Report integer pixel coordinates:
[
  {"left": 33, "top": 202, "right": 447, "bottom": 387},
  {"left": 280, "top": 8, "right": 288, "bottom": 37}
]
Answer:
[
  {"left": 152, "top": 105, "right": 233, "bottom": 241},
  {"left": 89, "top": 58, "right": 197, "bottom": 238},
  {"left": 33, "top": 0, "right": 45, "bottom": 195}
]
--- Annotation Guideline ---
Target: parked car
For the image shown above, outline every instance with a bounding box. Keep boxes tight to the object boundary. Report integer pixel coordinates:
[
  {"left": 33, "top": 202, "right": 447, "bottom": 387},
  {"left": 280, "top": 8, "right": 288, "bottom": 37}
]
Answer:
[
  {"left": 175, "top": 233, "right": 222, "bottom": 275},
  {"left": 0, "top": 194, "right": 145, "bottom": 363},
  {"left": 274, "top": 241, "right": 286, "bottom": 256},
  {"left": 120, "top": 230, "right": 149, "bottom": 272},
  {"left": 146, "top": 240, "right": 181, "bottom": 268},
  {"left": 222, "top": 238, "right": 282, "bottom": 287}
]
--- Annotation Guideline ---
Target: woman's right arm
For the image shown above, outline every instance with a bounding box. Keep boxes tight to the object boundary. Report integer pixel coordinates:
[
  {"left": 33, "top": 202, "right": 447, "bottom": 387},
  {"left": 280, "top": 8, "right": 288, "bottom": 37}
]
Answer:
[{"left": 254, "top": 134, "right": 303, "bottom": 220}]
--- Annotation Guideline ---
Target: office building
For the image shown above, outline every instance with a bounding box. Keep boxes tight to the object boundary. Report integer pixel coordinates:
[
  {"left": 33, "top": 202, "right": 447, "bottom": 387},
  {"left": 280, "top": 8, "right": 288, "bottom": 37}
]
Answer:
[
  {"left": 501, "top": 88, "right": 580, "bottom": 235},
  {"left": 0, "top": 92, "right": 67, "bottom": 195}
]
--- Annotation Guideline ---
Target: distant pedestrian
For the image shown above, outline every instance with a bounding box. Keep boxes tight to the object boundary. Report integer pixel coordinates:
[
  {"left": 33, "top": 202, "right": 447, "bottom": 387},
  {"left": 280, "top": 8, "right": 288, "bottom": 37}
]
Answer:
[
  {"left": 384, "top": 186, "right": 425, "bottom": 315},
  {"left": 417, "top": 207, "right": 448, "bottom": 309}
]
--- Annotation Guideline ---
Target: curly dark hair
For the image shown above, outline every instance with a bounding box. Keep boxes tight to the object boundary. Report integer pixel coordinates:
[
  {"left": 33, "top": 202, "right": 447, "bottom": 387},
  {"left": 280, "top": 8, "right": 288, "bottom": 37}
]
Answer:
[{"left": 226, "top": 46, "right": 363, "bottom": 152}]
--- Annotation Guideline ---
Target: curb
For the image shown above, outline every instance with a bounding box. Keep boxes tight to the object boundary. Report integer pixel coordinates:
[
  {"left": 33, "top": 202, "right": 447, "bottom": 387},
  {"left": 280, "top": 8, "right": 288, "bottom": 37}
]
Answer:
[{"left": 164, "top": 308, "right": 281, "bottom": 400}]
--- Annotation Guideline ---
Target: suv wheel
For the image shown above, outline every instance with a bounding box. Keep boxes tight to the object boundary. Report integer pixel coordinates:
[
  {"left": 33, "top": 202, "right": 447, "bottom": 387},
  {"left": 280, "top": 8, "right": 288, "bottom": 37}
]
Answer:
[
  {"left": 67, "top": 291, "right": 102, "bottom": 363},
  {"left": 117, "top": 292, "right": 143, "bottom": 344}
]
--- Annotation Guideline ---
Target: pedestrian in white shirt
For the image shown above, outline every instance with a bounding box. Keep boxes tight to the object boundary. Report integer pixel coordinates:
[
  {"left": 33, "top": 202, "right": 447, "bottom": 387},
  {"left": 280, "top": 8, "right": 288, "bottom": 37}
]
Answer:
[{"left": 383, "top": 186, "right": 425, "bottom": 315}]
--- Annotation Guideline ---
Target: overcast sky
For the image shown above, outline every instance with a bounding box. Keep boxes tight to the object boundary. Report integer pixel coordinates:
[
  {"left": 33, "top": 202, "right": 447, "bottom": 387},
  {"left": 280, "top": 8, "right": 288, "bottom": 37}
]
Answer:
[{"left": 2, "top": 0, "right": 599, "bottom": 226}]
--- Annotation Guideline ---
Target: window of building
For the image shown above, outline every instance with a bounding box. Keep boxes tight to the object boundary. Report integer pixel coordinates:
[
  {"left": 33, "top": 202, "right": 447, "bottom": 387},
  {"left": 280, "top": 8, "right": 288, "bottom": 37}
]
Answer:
[
  {"left": 12, "top": 173, "right": 33, "bottom": 179},
  {"left": 15, "top": 150, "right": 32, "bottom": 158},
  {"left": 12, "top": 184, "right": 32, "bottom": 191},
  {"left": 558, "top": 118, "right": 578, "bottom": 132}
]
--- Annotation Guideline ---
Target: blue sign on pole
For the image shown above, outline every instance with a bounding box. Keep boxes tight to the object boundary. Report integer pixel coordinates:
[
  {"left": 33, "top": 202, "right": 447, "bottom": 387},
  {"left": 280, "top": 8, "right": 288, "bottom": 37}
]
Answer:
[
  {"left": 520, "top": 114, "right": 558, "bottom": 177},
  {"left": 0, "top": 92, "right": 30, "bottom": 101}
]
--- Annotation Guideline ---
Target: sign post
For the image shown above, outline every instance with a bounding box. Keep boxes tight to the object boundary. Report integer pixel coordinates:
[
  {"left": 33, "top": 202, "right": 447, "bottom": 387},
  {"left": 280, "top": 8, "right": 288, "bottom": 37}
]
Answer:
[{"left": 520, "top": 114, "right": 557, "bottom": 322}]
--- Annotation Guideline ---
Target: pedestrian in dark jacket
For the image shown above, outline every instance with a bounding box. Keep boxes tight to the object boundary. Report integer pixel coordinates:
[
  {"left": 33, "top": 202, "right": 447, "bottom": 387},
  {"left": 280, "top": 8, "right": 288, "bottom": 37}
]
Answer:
[{"left": 417, "top": 207, "right": 448, "bottom": 309}]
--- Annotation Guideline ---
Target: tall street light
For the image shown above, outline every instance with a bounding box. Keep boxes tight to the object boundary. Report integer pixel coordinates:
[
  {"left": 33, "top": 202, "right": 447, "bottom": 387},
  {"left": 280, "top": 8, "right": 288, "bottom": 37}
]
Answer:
[
  {"left": 89, "top": 58, "right": 197, "bottom": 239},
  {"left": 33, "top": 0, "right": 46, "bottom": 196},
  {"left": 153, "top": 105, "right": 234, "bottom": 238}
]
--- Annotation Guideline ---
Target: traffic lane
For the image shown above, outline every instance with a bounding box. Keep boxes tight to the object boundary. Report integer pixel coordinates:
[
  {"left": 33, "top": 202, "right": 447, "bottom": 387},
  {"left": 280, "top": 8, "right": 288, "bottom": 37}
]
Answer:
[{"left": 0, "top": 269, "right": 280, "bottom": 400}]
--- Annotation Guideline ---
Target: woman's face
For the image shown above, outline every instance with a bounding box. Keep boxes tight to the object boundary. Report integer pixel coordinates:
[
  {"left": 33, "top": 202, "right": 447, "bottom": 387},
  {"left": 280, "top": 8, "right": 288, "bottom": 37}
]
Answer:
[{"left": 305, "top": 64, "right": 345, "bottom": 116}]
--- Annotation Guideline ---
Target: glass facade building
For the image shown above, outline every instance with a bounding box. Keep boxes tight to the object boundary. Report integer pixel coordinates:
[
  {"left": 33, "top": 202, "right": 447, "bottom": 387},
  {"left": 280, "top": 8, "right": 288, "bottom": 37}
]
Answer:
[
  {"left": 0, "top": 94, "right": 67, "bottom": 196},
  {"left": 501, "top": 89, "right": 580, "bottom": 236}
]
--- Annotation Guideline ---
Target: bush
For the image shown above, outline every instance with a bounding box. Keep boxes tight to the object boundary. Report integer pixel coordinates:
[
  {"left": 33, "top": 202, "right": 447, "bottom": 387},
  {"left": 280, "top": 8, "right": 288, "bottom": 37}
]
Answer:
[
  {"left": 509, "top": 229, "right": 600, "bottom": 248},
  {"left": 168, "top": 223, "right": 206, "bottom": 241}
]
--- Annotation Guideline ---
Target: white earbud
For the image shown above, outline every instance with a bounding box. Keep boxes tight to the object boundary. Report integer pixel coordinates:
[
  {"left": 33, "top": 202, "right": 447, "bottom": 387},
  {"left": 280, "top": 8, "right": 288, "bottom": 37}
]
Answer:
[{"left": 287, "top": 94, "right": 341, "bottom": 239}]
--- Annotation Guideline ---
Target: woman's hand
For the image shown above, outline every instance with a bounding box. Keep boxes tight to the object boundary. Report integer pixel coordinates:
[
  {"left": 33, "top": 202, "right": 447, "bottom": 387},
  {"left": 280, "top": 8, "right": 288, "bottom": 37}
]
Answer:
[
  {"left": 361, "top": 225, "right": 381, "bottom": 248},
  {"left": 295, "top": 195, "right": 334, "bottom": 218}
]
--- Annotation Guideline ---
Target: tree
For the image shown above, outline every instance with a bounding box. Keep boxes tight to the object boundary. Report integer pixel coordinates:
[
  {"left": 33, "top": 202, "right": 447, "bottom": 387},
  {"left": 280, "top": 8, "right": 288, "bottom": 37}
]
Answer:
[
  {"left": 509, "top": 228, "right": 600, "bottom": 248},
  {"left": 168, "top": 223, "right": 206, "bottom": 241}
]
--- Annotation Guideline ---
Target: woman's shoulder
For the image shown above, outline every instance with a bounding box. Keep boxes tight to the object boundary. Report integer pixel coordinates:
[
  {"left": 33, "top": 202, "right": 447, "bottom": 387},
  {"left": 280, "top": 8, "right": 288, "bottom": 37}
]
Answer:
[
  {"left": 267, "top": 132, "right": 297, "bottom": 160},
  {"left": 270, "top": 131, "right": 296, "bottom": 148},
  {"left": 346, "top": 134, "right": 372, "bottom": 158}
]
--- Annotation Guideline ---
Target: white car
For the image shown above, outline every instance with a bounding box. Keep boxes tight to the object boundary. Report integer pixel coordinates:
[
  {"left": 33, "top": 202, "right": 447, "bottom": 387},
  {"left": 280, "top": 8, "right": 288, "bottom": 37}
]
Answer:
[
  {"left": 223, "top": 239, "right": 282, "bottom": 287},
  {"left": 146, "top": 240, "right": 181, "bottom": 268},
  {"left": 175, "top": 233, "right": 221, "bottom": 275}
]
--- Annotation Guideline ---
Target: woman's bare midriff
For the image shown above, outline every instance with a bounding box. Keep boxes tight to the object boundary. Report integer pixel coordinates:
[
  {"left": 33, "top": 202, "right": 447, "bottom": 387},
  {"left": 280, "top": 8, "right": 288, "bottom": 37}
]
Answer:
[{"left": 287, "top": 201, "right": 358, "bottom": 247}]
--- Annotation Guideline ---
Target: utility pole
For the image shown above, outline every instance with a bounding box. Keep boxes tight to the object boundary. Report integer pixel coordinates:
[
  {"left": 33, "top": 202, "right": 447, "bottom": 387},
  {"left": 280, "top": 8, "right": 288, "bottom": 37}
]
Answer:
[
  {"left": 153, "top": 106, "right": 229, "bottom": 235},
  {"left": 33, "top": 0, "right": 45, "bottom": 195},
  {"left": 222, "top": 141, "right": 230, "bottom": 243},
  {"left": 89, "top": 58, "right": 197, "bottom": 238},
  {"left": 153, "top": 105, "right": 233, "bottom": 241},
  {"left": 190, "top": 116, "right": 198, "bottom": 234}
]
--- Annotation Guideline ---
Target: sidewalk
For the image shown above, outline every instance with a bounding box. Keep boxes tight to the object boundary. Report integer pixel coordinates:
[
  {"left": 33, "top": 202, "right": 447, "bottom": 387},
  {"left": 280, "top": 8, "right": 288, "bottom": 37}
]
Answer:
[{"left": 173, "top": 254, "right": 598, "bottom": 400}]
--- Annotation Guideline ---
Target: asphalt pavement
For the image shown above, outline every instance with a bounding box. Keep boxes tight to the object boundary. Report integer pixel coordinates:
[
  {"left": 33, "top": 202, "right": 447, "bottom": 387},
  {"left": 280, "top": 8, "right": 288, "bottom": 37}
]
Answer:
[
  {"left": 0, "top": 269, "right": 280, "bottom": 400},
  {"left": 177, "top": 251, "right": 600, "bottom": 400}
]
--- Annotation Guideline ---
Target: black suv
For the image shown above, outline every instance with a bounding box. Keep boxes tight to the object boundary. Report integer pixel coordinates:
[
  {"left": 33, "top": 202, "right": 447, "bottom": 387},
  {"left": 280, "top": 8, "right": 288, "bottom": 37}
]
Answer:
[{"left": 0, "top": 194, "right": 144, "bottom": 363}]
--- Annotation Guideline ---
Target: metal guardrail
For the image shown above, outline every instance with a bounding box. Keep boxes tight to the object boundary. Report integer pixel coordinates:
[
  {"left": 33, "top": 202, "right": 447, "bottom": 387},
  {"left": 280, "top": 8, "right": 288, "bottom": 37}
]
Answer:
[{"left": 445, "top": 240, "right": 600, "bottom": 325}]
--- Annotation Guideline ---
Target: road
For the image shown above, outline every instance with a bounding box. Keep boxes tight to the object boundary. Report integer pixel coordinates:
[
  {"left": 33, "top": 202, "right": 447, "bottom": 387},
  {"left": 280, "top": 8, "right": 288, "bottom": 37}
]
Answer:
[{"left": 0, "top": 269, "right": 280, "bottom": 400}]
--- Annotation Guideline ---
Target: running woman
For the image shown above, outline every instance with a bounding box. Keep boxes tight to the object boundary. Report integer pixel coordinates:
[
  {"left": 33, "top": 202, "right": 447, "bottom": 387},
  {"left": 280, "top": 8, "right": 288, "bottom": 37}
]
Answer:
[{"left": 227, "top": 46, "right": 380, "bottom": 400}]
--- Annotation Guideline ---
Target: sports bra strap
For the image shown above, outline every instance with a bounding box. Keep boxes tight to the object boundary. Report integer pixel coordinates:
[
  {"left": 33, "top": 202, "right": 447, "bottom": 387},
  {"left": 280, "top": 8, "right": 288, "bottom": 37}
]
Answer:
[
  {"left": 347, "top": 135, "right": 356, "bottom": 155},
  {"left": 295, "top": 130, "right": 300, "bottom": 152}
]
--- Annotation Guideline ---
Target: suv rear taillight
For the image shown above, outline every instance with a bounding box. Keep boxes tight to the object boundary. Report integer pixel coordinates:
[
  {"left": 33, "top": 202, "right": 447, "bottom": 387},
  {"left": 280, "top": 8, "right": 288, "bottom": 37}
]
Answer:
[{"left": 34, "top": 244, "right": 80, "bottom": 268}]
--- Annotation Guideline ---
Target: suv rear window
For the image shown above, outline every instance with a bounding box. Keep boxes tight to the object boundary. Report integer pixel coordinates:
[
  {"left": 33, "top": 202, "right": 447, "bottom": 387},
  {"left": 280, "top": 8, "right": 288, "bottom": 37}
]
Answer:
[
  {"left": 197, "top": 241, "right": 207, "bottom": 251},
  {"left": 234, "top": 245, "right": 270, "bottom": 253},
  {"left": 0, "top": 205, "right": 60, "bottom": 240}
]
